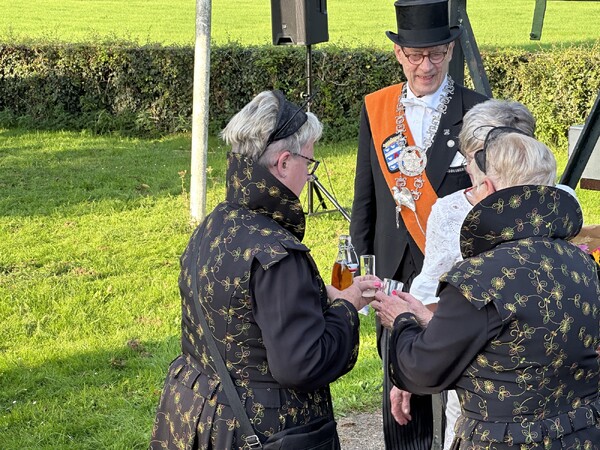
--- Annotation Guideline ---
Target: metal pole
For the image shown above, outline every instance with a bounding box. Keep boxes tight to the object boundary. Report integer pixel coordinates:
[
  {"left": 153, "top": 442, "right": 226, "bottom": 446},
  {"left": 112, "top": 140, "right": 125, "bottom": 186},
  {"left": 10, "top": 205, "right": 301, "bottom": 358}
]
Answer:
[
  {"left": 190, "top": 0, "right": 212, "bottom": 225},
  {"left": 305, "top": 44, "right": 313, "bottom": 108},
  {"left": 560, "top": 90, "right": 600, "bottom": 189},
  {"left": 458, "top": 8, "right": 492, "bottom": 98},
  {"left": 448, "top": 0, "right": 465, "bottom": 85},
  {"left": 312, "top": 177, "right": 351, "bottom": 222},
  {"left": 305, "top": 44, "right": 315, "bottom": 213},
  {"left": 303, "top": 44, "right": 349, "bottom": 221}
]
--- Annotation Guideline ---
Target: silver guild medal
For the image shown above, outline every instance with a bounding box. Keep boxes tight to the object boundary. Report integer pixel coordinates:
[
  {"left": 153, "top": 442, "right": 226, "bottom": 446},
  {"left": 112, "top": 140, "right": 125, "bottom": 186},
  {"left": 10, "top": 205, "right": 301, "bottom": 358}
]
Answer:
[
  {"left": 397, "top": 146, "right": 426, "bottom": 177},
  {"left": 392, "top": 186, "right": 416, "bottom": 212}
]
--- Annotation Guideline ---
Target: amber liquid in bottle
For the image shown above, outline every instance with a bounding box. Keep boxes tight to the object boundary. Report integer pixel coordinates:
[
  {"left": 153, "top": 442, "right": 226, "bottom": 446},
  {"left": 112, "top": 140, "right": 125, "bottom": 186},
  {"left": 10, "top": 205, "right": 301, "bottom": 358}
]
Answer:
[{"left": 331, "top": 261, "right": 354, "bottom": 290}]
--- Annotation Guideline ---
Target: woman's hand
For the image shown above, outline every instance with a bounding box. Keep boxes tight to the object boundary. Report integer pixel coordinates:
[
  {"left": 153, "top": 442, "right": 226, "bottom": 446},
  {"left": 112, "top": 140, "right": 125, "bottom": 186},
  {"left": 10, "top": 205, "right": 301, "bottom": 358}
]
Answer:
[
  {"left": 370, "top": 291, "right": 433, "bottom": 329},
  {"left": 369, "top": 290, "right": 408, "bottom": 329},
  {"left": 326, "top": 275, "right": 381, "bottom": 312}
]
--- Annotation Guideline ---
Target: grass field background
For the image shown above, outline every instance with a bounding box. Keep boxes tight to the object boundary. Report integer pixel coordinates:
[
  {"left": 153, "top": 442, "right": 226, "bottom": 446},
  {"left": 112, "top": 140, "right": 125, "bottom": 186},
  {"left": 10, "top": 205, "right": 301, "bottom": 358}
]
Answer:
[
  {"left": 1, "top": 0, "right": 599, "bottom": 50},
  {"left": 1, "top": 128, "right": 598, "bottom": 449},
  {"left": 1, "top": 0, "right": 600, "bottom": 448}
]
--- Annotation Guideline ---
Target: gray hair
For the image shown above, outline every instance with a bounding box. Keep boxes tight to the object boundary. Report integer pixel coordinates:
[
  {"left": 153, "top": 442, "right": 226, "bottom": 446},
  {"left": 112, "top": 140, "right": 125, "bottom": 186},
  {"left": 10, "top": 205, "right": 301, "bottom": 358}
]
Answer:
[
  {"left": 459, "top": 99, "right": 536, "bottom": 158},
  {"left": 219, "top": 90, "right": 323, "bottom": 167},
  {"left": 471, "top": 132, "right": 557, "bottom": 189}
]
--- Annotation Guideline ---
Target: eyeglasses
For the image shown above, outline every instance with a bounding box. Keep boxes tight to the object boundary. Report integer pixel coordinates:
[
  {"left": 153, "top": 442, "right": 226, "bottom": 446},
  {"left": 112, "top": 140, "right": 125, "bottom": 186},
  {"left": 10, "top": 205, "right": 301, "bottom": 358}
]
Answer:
[
  {"left": 471, "top": 126, "right": 530, "bottom": 174},
  {"left": 400, "top": 47, "right": 448, "bottom": 65},
  {"left": 293, "top": 153, "right": 320, "bottom": 175}
]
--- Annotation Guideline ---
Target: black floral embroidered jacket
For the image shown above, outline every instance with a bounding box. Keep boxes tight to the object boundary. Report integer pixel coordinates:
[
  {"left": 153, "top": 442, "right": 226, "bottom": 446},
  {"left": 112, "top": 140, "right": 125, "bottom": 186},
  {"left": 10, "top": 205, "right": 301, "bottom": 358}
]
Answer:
[
  {"left": 150, "top": 153, "right": 360, "bottom": 449},
  {"left": 389, "top": 185, "right": 600, "bottom": 449}
]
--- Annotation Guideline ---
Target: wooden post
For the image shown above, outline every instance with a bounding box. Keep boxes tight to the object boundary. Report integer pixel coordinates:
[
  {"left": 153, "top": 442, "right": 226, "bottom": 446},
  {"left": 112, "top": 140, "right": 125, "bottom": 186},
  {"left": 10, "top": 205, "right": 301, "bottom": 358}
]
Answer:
[
  {"left": 530, "top": 0, "right": 547, "bottom": 40},
  {"left": 449, "top": 0, "right": 492, "bottom": 98},
  {"left": 458, "top": 7, "right": 492, "bottom": 98}
]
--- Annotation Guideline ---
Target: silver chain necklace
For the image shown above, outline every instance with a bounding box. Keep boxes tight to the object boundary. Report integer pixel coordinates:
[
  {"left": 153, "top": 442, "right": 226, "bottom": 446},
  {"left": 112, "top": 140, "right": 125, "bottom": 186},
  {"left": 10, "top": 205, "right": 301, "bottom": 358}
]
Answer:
[
  {"left": 394, "top": 75, "right": 454, "bottom": 193},
  {"left": 390, "top": 75, "right": 454, "bottom": 231}
]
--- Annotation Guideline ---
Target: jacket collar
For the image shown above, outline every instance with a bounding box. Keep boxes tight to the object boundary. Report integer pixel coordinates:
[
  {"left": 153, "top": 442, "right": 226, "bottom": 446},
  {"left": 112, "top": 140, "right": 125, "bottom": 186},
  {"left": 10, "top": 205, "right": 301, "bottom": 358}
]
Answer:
[
  {"left": 225, "top": 153, "right": 306, "bottom": 241},
  {"left": 460, "top": 185, "right": 583, "bottom": 258}
]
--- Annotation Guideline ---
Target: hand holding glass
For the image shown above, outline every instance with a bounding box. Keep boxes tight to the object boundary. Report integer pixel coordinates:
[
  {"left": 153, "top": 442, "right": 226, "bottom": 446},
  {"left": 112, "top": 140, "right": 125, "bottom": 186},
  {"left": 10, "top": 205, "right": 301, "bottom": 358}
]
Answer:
[
  {"left": 360, "top": 255, "right": 376, "bottom": 298},
  {"left": 382, "top": 278, "right": 404, "bottom": 296}
]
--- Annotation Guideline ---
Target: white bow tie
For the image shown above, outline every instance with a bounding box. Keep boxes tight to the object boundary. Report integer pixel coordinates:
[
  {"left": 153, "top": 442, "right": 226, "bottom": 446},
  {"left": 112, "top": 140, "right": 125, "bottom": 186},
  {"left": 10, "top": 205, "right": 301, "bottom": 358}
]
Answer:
[{"left": 401, "top": 97, "right": 432, "bottom": 109}]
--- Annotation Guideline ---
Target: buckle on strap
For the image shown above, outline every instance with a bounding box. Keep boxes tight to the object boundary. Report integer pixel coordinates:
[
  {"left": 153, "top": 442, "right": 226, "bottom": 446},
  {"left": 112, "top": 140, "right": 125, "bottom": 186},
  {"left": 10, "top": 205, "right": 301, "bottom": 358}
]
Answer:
[{"left": 245, "top": 435, "right": 262, "bottom": 449}]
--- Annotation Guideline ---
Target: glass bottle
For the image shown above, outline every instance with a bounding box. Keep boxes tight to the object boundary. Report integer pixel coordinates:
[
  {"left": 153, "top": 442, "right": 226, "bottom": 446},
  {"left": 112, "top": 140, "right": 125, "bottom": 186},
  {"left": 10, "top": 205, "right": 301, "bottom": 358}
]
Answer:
[{"left": 331, "top": 234, "right": 358, "bottom": 290}]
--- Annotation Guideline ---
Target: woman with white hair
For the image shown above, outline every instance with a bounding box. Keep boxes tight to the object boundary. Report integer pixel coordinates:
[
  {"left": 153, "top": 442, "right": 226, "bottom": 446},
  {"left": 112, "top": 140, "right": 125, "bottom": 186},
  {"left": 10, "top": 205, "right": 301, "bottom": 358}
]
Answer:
[
  {"left": 410, "top": 99, "right": 538, "bottom": 308},
  {"left": 391, "top": 99, "right": 537, "bottom": 447},
  {"left": 150, "top": 90, "right": 375, "bottom": 449},
  {"left": 373, "top": 126, "right": 600, "bottom": 448}
]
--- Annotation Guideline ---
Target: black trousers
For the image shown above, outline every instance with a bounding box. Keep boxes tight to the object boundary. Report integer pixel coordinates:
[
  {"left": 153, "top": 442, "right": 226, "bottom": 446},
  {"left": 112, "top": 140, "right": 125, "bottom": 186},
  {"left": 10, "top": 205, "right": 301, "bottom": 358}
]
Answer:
[
  {"left": 379, "top": 254, "right": 441, "bottom": 450},
  {"left": 381, "top": 328, "right": 433, "bottom": 450}
]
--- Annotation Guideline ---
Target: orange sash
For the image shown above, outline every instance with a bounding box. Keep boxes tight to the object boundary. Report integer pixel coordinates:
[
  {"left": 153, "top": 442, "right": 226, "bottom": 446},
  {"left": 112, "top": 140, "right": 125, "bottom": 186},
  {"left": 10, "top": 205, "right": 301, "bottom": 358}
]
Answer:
[{"left": 365, "top": 83, "right": 438, "bottom": 254}]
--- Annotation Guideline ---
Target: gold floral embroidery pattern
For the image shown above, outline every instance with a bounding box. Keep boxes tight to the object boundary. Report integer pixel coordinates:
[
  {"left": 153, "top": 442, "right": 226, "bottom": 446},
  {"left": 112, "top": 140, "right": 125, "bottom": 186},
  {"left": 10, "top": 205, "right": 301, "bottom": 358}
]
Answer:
[
  {"left": 440, "top": 186, "right": 600, "bottom": 448},
  {"left": 151, "top": 153, "right": 358, "bottom": 449}
]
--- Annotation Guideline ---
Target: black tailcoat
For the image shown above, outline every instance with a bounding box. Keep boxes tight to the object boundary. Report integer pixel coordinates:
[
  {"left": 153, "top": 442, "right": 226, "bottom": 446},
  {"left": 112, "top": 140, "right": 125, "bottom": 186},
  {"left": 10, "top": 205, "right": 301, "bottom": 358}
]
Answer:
[
  {"left": 350, "top": 84, "right": 488, "bottom": 284},
  {"left": 350, "top": 82, "right": 488, "bottom": 450}
]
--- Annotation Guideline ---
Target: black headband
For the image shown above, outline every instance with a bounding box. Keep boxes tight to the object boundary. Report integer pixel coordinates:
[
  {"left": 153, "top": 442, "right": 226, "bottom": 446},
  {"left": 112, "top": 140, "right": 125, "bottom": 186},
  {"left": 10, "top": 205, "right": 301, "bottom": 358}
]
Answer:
[
  {"left": 264, "top": 90, "right": 309, "bottom": 148},
  {"left": 482, "top": 126, "right": 530, "bottom": 146},
  {"left": 474, "top": 126, "right": 531, "bottom": 174}
]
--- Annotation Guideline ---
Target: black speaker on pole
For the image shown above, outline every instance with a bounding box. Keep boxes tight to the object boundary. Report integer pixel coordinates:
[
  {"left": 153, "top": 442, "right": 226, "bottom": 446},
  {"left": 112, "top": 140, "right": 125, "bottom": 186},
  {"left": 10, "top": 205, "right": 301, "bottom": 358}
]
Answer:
[
  {"left": 271, "top": 0, "right": 329, "bottom": 46},
  {"left": 270, "top": 0, "right": 350, "bottom": 221}
]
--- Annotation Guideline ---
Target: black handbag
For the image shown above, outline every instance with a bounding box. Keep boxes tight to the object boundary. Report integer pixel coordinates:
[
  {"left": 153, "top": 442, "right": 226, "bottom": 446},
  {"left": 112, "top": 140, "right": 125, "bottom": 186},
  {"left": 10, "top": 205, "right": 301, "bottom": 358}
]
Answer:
[
  {"left": 188, "top": 242, "right": 339, "bottom": 450},
  {"left": 262, "top": 416, "right": 338, "bottom": 450}
]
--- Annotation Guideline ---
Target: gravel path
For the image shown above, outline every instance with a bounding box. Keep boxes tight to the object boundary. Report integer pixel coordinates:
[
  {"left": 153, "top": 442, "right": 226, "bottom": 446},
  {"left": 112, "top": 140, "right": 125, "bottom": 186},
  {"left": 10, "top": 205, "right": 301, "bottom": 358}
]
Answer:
[{"left": 337, "top": 411, "right": 384, "bottom": 449}]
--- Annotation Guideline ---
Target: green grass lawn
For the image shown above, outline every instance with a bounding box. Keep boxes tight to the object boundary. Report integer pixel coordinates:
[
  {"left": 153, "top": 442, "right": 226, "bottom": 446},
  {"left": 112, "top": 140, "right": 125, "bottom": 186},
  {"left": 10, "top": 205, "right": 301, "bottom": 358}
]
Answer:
[
  {"left": 1, "top": 0, "right": 600, "bottom": 447},
  {"left": 0, "top": 130, "right": 379, "bottom": 448},
  {"left": 1, "top": 127, "right": 598, "bottom": 448},
  {"left": 1, "top": 0, "right": 599, "bottom": 50}
]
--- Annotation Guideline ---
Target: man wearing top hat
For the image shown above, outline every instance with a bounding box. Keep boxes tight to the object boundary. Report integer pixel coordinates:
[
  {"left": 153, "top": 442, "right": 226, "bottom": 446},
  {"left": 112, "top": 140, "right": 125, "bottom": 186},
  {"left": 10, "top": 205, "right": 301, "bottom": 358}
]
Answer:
[{"left": 350, "top": 0, "right": 488, "bottom": 448}]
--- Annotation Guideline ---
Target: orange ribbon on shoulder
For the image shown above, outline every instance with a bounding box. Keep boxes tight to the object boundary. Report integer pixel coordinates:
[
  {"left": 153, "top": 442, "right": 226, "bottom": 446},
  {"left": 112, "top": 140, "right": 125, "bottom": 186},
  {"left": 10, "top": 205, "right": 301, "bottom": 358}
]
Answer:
[{"left": 364, "top": 83, "right": 438, "bottom": 254}]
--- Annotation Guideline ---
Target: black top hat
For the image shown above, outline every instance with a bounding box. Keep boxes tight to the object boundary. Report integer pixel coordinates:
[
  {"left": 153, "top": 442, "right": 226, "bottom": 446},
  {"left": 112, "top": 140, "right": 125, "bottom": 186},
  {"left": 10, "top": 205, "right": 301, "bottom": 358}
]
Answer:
[{"left": 386, "top": 0, "right": 462, "bottom": 48}]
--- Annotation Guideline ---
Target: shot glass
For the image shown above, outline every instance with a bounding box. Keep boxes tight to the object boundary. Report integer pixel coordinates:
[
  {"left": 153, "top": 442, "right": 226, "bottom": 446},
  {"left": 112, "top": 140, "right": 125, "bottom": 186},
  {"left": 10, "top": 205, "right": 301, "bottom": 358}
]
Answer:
[
  {"left": 360, "top": 255, "right": 376, "bottom": 298},
  {"left": 382, "top": 278, "right": 404, "bottom": 296}
]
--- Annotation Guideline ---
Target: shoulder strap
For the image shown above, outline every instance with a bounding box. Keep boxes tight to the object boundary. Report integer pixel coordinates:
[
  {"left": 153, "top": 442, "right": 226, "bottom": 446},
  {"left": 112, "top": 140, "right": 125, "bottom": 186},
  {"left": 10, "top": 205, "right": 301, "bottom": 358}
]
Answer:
[
  {"left": 365, "top": 83, "right": 439, "bottom": 254},
  {"left": 188, "top": 236, "right": 262, "bottom": 449}
]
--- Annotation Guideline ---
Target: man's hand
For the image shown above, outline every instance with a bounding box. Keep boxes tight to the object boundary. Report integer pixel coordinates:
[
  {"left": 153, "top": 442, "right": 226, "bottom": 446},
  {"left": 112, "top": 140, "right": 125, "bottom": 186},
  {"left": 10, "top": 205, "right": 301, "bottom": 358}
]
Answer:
[{"left": 390, "top": 386, "right": 412, "bottom": 425}]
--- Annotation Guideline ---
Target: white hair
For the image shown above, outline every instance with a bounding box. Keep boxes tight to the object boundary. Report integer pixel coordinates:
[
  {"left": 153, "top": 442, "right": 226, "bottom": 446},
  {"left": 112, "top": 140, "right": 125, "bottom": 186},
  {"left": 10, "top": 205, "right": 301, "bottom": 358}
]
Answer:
[
  {"left": 459, "top": 99, "right": 536, "bottom": 158},
  {"left": 219, "top": 91, "right": 323, "bottom": 167},
  {"left": 470, "top": 132, "right": 557, "bottom": 189}
]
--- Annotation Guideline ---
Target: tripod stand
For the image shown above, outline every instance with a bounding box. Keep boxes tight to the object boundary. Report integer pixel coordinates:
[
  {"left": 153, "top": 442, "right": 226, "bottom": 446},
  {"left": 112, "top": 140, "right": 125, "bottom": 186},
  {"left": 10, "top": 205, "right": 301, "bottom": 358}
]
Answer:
[
  {"left": 303, "top": 44, "right": 351, "bottom": 222},
  {"left": 308, "top": 174, "right": 351, "bottom": 221}
]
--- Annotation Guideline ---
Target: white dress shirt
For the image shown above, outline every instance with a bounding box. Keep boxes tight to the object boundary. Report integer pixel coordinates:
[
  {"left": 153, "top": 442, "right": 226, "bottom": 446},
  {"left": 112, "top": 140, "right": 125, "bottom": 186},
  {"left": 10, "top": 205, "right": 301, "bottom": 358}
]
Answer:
[
  {"left": 402, "top": 77, "right": 448, "bottom": 149},
  {"left": 402, "top": 77, "right": 466, "bottom": 167}
]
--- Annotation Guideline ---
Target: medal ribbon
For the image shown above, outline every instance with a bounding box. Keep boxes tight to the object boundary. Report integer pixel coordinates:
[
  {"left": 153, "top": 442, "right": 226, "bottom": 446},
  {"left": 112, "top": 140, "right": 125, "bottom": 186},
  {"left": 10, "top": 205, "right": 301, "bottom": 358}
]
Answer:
[{"left": 365, "top": 83, "right": 438, "bottom": 254}]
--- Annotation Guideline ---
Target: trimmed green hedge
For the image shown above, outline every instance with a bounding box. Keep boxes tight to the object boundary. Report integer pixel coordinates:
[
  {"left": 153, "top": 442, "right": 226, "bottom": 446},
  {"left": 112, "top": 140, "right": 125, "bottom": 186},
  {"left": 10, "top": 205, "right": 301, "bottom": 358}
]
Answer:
[{"left": 1, "top": 42, "right": 599, "bottom": 147}]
